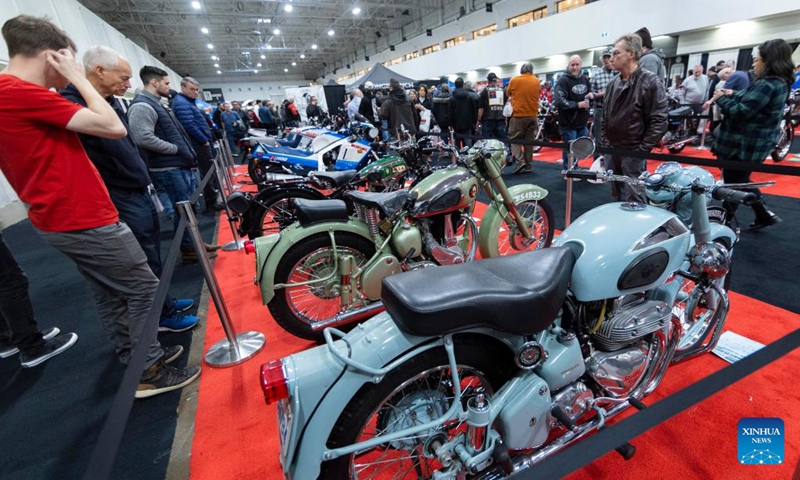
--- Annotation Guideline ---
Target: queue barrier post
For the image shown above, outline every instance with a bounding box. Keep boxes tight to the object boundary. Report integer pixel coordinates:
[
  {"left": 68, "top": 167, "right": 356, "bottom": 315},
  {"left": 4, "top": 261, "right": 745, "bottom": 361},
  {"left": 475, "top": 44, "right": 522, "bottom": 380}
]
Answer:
[
  {"left": 218, "top": 138, "right": 241, "bottom": 189},
  {"left": 212, "top": 158, "right": 247, "bottom": 251},
  {"left": 176, "top": 201, "right": 265, "bottom": 367}
]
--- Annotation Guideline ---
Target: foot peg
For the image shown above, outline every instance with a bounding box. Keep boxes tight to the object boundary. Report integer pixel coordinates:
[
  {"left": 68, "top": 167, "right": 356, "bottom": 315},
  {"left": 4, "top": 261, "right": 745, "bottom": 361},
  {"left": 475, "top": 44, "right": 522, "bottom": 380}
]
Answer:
[{"left": 628, "top": 397, "right": 647, "bottom": 410}]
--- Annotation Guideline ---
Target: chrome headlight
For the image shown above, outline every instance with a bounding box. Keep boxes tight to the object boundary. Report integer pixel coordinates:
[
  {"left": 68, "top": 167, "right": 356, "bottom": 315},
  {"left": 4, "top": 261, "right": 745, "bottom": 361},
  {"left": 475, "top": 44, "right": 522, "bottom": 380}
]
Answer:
[{"left": 688, "top": 242, "right": 730, "bottom": 279}]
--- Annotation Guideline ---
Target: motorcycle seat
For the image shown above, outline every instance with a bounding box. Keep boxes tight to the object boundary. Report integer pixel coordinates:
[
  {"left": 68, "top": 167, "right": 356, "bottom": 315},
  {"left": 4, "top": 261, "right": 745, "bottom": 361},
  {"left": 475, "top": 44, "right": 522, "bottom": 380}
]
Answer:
[
  {"left": 345, "top": 190, "right": 410, "bottom": 218},
  {"left": 266, "top": 146, "right": 314, "bottom": 157},
  {"left": 668, "top": 106, "right": 694, "bottom": 118},
  {"left": 311, "top": 170, "right": 358, "bottom": 188},
  {"left": 382, "top": 247, "right": 576, "bottom": 337},
  {"left": 293, "top": 198, "right": 349, "bottom": 226}
]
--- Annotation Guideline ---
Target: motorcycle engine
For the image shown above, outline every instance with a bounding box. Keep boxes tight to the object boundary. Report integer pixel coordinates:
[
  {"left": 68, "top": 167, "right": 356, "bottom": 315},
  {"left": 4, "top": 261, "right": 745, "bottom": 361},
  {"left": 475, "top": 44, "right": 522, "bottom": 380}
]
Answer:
[{"left": 590, "top": 295, "right": 671, "bottom": 352}]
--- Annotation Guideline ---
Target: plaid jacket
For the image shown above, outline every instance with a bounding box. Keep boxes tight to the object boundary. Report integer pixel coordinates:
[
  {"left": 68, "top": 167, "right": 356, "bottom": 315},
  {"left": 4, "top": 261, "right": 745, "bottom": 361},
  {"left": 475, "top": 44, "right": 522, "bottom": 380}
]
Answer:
[{"left": 713, "top": 78, "right": 789, "bottom": 162}]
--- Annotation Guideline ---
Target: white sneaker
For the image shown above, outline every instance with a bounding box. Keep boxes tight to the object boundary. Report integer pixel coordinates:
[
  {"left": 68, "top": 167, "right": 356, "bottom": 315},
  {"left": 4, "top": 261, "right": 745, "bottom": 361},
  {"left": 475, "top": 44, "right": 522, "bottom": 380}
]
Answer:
[{"left": 0, "top": 327, "right": 60, "bottom": 358}]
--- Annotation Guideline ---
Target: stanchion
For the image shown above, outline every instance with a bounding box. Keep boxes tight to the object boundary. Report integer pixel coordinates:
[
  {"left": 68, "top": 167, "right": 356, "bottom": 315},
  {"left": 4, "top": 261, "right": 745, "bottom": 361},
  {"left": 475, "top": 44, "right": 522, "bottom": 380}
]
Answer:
[
  {"left": 175, "top": 201, "right": 265, "bottom": 367},
  {"left": 218, "top": 138, "right": 241, "bottom": 189},
  {"left": 564, "top": 148, "right": 576, "bottom": 227},
  {"left": 212, "top": 158, "right": 247, "bottom": 251}
]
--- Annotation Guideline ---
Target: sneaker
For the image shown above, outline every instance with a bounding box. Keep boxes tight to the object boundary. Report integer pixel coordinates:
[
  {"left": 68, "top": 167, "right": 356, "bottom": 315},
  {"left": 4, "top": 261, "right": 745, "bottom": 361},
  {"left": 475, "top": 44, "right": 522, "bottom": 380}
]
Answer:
[
  {"left": 173, "top": 298, "right": 194, "bottom": 312},
  {"left": 159, "top": 313, "right": 200, "bottom": 333},
  {"left": 19, "top": 333, "right": 78, "bottom": 368},
  {"left": 135, "top": 362, "right": 201, "bottom": 399},
  {"left": 162, "top": 345, "right": 184, "bottom": 364},
  {"left": 513, "top": 163, "right": 532, "bottom": 175},
  {"left": 0, "top": 327, "right": 61, "bottom": 358}
]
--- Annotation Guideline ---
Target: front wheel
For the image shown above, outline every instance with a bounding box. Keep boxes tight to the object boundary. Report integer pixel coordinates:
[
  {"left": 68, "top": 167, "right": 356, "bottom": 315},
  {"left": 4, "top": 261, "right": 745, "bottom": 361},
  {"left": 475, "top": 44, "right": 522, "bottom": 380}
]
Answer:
[
  {"left": 268, "top": 232, "right": 375, "bottom": 341},
  {"left": 481, "top": 198, "right": 555, "bottom": 258},
  {"left": 771, "top": 119, "right": 793, "bottom": 162},
  {"left": 321, "top": 336, "right": 514, "bottom": 479}
]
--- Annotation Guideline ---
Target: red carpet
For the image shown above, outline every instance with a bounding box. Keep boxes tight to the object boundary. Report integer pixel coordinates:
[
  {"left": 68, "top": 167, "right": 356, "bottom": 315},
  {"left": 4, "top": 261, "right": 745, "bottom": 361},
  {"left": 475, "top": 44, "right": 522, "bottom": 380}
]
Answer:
[{"left": 189, "top": 152, "right": 800, "bottom": 480}]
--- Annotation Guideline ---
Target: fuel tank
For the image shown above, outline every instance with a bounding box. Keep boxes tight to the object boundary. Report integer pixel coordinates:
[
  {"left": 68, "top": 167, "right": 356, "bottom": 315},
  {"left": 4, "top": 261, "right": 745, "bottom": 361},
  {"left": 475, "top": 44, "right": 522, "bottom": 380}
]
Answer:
[
  {"left": 554, "top": 203, "right": 691, "bottom": 302},
  {"left": 357, "top": 153, "right": 408, "bottom": 189},
  {"left": 409, "top": 166, "right": 478, "bottom": 218}
]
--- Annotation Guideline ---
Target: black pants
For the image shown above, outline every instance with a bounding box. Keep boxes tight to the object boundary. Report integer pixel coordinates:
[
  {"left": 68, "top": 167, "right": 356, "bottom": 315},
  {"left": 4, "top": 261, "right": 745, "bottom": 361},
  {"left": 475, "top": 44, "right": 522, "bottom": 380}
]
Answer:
[
  {"left": 193, "top": 142, "right": 220, "bottom": 207},
  {"left": 0, "top": 232, "right": 44, "bottom": 353},
  {"left": 721, "top": 159, "right": 762, "bottom": 215}
]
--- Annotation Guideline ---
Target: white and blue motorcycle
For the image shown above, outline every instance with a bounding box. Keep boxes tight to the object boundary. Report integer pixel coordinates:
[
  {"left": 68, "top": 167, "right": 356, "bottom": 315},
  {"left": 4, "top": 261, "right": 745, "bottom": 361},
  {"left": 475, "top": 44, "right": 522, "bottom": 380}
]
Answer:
[{"left": 260, "top": 138, "right": 761, "bottom": 479}]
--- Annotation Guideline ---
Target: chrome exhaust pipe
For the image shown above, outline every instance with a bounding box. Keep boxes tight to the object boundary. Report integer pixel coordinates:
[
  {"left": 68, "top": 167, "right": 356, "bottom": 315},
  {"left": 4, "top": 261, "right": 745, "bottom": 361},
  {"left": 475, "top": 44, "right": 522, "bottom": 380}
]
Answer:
[{"left": 310, "top": 301, "right": 386, "bottom": 332}]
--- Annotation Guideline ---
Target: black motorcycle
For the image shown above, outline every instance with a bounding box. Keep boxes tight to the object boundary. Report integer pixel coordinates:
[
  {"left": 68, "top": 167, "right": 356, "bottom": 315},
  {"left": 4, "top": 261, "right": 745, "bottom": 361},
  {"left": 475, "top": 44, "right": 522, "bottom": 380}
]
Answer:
[
  {"left": 659, "top": 95, "right": 699, "bottom": 154},
  {"left": 531, "top": 100, "right": 561, "bottom": 153}
]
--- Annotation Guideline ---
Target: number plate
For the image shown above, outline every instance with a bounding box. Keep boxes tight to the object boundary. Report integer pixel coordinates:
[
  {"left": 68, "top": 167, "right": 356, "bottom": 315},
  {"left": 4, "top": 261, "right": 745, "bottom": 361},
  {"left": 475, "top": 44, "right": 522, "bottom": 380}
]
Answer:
[{"left": 277, "top": 398, "right": 293, "bottom": 463}]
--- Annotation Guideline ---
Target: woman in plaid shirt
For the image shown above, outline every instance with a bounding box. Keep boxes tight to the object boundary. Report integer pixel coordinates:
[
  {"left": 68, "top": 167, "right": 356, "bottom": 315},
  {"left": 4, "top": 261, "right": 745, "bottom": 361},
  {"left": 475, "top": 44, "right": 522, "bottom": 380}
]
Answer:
[{"left": 710, "top": 39, "right": 794, "bottom": 230}]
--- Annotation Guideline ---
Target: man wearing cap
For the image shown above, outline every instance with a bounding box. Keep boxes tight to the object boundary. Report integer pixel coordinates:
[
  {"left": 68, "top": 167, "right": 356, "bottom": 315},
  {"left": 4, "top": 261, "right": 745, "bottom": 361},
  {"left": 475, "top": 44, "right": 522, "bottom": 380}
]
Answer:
[
  {"left": 587, "top": 47, "right": 617, "bottom": 151},
  {"left": 359, "top": 81, "right": 380, "bottom": 127},
  {"left": 635, "top": 27, "right": 666, "bottom": 84},
  {"left": 477, "top": 72, "right": 507, "bottom": 142}
]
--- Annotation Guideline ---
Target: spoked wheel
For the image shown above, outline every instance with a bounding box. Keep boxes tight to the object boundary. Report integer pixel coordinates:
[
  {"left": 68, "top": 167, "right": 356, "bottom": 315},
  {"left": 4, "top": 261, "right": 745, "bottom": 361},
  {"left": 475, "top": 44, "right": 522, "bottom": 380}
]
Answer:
[
  {"left": 530, "top": 128, "right": 544, "bottom": 153},
  {"left": 481, "top": 199, "right": 555, "bottom": 258},
  {"left": 321, "top": 337, "right": 514, "bottom": 479},
  {"left": 771, "top": 119, "right": 793, "bottom": 162},
  {"left": 671, "top": 268, "right": 731, "bottom": 359},
  {"left": 248, "top": 191, "right": 322, "bottom": 238},
  {"left": 268, "top": 232, "right": 375, "bottom": 341}
]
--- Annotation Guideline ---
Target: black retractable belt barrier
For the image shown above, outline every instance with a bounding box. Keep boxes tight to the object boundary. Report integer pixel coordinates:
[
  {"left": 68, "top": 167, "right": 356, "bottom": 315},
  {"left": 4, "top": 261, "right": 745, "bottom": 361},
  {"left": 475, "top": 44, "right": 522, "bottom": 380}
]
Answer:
[
  {"left": 509, "top": 328, "right": 800, "bottom": 479},
  {"left": 82, "top": 167, "right": 216, "bottom": 480}
]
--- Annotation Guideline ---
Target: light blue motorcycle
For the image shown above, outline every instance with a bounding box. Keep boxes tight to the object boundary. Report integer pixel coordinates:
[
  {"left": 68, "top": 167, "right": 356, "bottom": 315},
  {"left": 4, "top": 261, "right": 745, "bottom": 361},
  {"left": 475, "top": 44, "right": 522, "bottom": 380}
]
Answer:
[{"left": 259, "top": 138, "right": 760, "bottom": 479}]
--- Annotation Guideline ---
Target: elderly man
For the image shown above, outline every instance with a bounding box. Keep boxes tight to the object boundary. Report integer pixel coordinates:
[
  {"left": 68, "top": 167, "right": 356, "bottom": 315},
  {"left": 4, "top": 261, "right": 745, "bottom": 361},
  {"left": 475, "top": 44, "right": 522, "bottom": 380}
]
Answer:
[
  {"left": 172, "top": 76, "right": 224, "bottom": 212},
  {"left": 506, "top": 62, "right": 541, "bottom": 174},
  {"left": 602, "top": 33, "right": 668, "bottom": 202},
  {"left": 259, "top": 99, "right": 278, "bottom": 134},
  {"left": 61, "top": 47, "right": 199, "bottom": 333},
  {"left": 554, "top": 55, "right": 592, "bottom": 168}
]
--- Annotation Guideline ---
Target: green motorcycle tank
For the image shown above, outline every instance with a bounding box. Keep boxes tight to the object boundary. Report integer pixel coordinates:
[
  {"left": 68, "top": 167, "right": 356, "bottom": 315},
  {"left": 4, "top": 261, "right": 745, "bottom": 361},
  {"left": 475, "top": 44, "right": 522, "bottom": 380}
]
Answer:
[
  {"left": 357, "top": 154, "right": 408, "bottom": 189},
  {"left": 409, "top": 166, "right": 478, "bottom": 218}
]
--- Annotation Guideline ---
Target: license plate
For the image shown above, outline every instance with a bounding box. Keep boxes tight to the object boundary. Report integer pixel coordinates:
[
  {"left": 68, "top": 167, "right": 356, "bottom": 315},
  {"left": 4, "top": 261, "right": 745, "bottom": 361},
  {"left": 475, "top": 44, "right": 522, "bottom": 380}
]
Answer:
[{"left": 277, "top": 398, "right": 293, "bottom": 462}]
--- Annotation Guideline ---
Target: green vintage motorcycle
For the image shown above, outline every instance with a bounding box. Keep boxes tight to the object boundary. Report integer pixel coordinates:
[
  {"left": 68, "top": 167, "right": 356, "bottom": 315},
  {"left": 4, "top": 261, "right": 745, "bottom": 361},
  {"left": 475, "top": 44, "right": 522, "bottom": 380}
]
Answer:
[{"left": 253, "top": 139, "right": 555, "bottom": 341}]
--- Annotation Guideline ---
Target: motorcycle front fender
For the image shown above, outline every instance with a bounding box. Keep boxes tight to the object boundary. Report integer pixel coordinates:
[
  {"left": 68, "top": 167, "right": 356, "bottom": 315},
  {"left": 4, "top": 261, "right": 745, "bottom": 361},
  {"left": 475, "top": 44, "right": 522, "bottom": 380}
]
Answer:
[
  {"left": 253, "top": 220, "right": 374, "bottom": 304},
  {"left": 478, "top": 183, "right": 549, "bottom": 258}
]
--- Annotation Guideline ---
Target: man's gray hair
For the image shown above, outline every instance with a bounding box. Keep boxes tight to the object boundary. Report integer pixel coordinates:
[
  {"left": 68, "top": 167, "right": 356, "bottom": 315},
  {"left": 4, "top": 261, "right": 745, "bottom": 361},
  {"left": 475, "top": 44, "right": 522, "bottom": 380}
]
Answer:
[
  {"left": 520, "top": 62, "right": 534, "bottom": 74},
  {"left": 464, "top": 81, "right": 473, "bottom": 90},
  {"left": 180, "top": 76, "right": 199, "bottom": 87},
  {"left": 617, "top": 34, "right": 642, "bottom": 61},
  {"left": 83, "top": 45, "right": 125, "bottom": 72}
]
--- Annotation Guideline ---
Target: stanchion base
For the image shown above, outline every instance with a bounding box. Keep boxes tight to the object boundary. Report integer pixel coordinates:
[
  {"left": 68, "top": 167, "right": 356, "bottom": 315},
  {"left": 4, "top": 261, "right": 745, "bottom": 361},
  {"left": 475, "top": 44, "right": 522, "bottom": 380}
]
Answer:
[
  {"left": 231, "top": 184, "right": 243, "bottom": 190},
  {"left": 694, "top": 146, "right": 711, "bottom": 151},
  {"left": 232, "top": 172, "right": 245, "bottom": 177},
  {"left": 222, "top": 238, "right": 246, "bottom": 251},
  {"left": 204, "top": 331, "right": 266, "bottom": 368}
]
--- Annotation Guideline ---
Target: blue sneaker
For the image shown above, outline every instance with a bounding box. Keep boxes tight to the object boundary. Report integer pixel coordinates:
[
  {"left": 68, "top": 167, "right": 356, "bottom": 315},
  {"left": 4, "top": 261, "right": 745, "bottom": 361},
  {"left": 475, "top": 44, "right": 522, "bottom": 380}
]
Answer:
[
  {"left": 158, "top": 313, "right": 199, "bottom": 333},
  {"left": 173, "top": 298, "right": 194, "bottom": 312}
]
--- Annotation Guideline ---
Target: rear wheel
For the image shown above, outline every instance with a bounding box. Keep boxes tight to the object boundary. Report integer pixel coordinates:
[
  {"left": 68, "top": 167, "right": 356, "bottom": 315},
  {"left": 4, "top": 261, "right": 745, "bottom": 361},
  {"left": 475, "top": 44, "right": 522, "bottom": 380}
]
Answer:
[
  {"left": 771, "top": 119, "right": 793, "bottom": 162},
  {"left": 268, "top": 232, "right": 375, "bottom": 341},
  {"left": 321, "top": 336, "right": 514, "bottom": 479},
  {"left": 247, "top": 190, "right": 323, "bottom": 239}
]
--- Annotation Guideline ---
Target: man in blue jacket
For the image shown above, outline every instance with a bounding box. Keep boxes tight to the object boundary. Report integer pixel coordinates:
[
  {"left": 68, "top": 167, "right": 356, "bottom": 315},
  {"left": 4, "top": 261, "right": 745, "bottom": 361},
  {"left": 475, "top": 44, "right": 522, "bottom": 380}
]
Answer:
[{"left": 171, "top": 76, "right": 223, "bottom": 212}]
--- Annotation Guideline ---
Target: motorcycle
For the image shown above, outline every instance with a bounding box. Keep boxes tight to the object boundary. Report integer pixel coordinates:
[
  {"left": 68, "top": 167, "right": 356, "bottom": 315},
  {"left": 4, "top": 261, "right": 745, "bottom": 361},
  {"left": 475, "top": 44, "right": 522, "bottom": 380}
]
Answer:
[
  {"left": 771, "top": 100, "right": 794, "bottom": 163},
  {"left": 252, "top": 139, "right": 555, "bottom": 341},
  {"left": 229, "top": 135, "right": 440, "bottom": 239},
  {"left": 659, "top": 95, "right": 699, "bottom": 154},
  {"left": 531, "top": 100, "right": 561, "bottom": 153},
  {"left": 259, "top": 137, "right": 761, "bottom": 479}
]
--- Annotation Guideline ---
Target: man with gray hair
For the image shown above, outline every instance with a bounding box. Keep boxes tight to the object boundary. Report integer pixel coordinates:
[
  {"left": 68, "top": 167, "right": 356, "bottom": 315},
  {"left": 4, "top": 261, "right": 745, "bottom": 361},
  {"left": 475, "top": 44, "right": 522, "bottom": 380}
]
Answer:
[
  {"left": 506, "top": 62, "right": 541, "bottom": 174},
  {"left": 172, "top": 76, "right": 224, "bottom": 213},
  {"left": 602, "top": 33, "right": 668, "bottom": 202}
]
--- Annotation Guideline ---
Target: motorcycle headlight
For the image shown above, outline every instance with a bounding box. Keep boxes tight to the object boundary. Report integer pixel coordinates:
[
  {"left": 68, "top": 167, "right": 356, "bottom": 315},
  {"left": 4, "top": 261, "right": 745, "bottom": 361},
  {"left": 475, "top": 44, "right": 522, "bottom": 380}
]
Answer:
[{"left": 688, "top": 242, "right": 730, "bottom": 279}]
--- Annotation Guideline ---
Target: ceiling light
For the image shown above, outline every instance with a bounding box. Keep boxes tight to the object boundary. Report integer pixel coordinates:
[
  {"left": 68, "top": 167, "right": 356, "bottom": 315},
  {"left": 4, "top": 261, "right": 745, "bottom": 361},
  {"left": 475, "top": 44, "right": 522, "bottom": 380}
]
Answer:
[
  {"left": 191, "top": 1, "right": 201, "bottom": 10},
  {"left": 328, "top": 30, "right": 335, "bottom": 36},
  {"left": 266, "top": 45, "right": 273, "bottom": 50},
  {"left": 254, "top": 70, "right": 258, "bottom": 73},
  {"left": 257, "top": 63, "right": 262, "bottom": 67},
  {"left": 214, "top": 63, "right": 219, "bottom": 67},
  {"left": 651, "top": 35, "right": 670, "bottom": 41},
  {"left": 207, "top": 43, "right": 213, "bottom": 49},
  {"left": 217, "top": 70, "right": 222, "bottom": 74},
  {"left": 284, "top": 4, "right": 293, "bottom": 12},
  {"left": 292, "top": 62, "right": 296, "bottom": 66},
  {"left": 311, "top": 44, "right": 318, "bottom": 49},
  {"left": 201, "top": 27, "right": 209, "bottom": 34},
  {"left": 261, "top": 54, "right": 266, "bottom": 59},
  {"left": 352, "top": 7, "right": 361, "bottom": 15},
  {"left": 300, "top": 54, "right": 305, "bottom": 59},
  {"left": 273, "top": 29, "right": 280, "bottom": 35},
  {"left": 284, "top": 68, "right": 289, "bottom": 72},
  {"left": 211, "top": 55, "right": 218, "bottom": 60}
]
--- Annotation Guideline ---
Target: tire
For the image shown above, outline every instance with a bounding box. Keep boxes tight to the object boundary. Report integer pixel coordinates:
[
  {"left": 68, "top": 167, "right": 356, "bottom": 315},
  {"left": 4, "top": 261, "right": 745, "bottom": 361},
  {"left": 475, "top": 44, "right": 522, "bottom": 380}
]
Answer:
[
  {"left": 489, "top": 198, "right": 555, "bottom": 257},
  {"left": 771, "top": 120, "right": 793, "bottom": 163},
  {"left": 247, "top": 190, "right": 323, "bottom": 239},
  {"left": 321, "top": 336, "right": 515, "bottom": 479},
  {"left": 268, "top": 232, "right": 375, "bottom": 341}
]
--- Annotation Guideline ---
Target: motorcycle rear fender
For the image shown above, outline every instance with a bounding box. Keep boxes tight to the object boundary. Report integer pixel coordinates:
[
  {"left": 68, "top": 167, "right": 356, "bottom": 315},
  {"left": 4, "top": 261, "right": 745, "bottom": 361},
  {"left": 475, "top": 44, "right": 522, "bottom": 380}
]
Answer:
[
  {"left": 254, "top": 220, "right": 374, "bottom": 304},
  {"left": 478, "top": 184, "right": 549, "bottom": 258}
]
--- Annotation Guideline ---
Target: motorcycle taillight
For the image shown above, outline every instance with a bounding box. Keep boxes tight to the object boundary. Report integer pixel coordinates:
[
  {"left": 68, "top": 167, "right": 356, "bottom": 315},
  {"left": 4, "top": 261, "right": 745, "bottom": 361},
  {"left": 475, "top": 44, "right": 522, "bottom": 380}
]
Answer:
[
  {"left": 244, "top": 240, "right": 255, "bottom": 255},
  {"left": 261, "top": 359, "right": 289, "bottom": 405}
]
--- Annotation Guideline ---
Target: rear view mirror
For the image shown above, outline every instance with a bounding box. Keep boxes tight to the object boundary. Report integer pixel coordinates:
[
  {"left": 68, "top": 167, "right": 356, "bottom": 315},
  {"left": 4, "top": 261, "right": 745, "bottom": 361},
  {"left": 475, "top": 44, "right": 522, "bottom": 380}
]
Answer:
[{"left": 570, "top": 137, "right": 595, "bottom": 160}]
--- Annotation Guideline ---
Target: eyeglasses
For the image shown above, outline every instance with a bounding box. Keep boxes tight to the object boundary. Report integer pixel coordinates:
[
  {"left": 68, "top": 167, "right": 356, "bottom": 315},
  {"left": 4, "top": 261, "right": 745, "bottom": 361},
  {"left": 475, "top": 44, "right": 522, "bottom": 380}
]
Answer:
[{"left": 611, "top": 50, "right": 627, "bottom": 57}]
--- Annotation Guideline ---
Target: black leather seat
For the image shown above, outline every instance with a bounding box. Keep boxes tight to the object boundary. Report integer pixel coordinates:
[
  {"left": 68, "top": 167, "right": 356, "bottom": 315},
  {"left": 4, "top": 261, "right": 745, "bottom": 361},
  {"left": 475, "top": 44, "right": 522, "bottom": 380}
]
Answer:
[
  {"left": 312, "top": 170, "right": 357, "bottom": 188},
  {"left": 345, "top": 190, "right": 410, "bottom": 218},
  {"left": 382, "top": 247, "right": 575, "bottom": 336},
  {"left": 668, "top": 106, "right": 693, "bottom": 118},
  {"left": 293, "top": 198, "right": 348, "bottom": 226}
]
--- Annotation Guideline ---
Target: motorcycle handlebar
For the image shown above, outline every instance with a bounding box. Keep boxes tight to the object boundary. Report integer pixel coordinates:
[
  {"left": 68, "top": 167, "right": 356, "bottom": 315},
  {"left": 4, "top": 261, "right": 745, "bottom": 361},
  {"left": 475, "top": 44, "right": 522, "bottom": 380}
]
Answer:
[
  {"left": 564, "top": 169, "right": 601, "bottom": 181},
  {"left": 711, "top": 187, "right": 758, "bottom": 206}
]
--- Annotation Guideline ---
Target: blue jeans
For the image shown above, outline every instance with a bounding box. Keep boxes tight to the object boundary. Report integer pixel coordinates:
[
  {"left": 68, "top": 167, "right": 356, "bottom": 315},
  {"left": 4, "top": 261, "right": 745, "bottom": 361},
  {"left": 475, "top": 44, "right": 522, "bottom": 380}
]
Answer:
[
  {"left": 149, "top": 168, "right": 198, "bottom": 247},
  {"left": 108, "top": 188, "right": 177, "bottom": 319},
  {"left": 481, "top": 119, "right": 508, "bottom": 140},
  {"left": 560, "top": 126, "right": 589, "bottom": 169}
]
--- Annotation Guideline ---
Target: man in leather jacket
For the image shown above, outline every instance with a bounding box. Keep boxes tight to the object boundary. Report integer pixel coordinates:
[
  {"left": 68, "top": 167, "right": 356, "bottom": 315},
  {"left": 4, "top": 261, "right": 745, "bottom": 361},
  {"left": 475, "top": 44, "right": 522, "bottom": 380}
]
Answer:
[{"left": 602, "top": 33, "right": 668, "bottom": 202}]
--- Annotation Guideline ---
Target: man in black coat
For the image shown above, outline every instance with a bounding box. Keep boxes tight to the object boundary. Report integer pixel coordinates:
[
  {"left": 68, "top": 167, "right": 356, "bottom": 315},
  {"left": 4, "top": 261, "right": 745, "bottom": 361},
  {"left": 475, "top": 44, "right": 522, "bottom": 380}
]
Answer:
[{"left": 448, "top": 77, "right": 478, "bottom": 148}]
